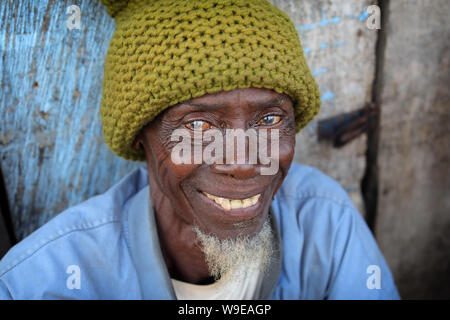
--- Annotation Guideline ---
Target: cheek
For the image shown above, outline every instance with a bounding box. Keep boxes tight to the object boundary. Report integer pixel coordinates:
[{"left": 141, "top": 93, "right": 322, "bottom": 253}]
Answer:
[
  {"left": 148, "top": 141, "right": 199, "bottom": 202},
  {"left": 279, "top": 140, "right": 294, "bottom": 171},
  {"left": 278, "top": 128, "right": 296, "bottom": 172},
  {"left": 149, "top": 146, "right": 199, "bottom": 198}
]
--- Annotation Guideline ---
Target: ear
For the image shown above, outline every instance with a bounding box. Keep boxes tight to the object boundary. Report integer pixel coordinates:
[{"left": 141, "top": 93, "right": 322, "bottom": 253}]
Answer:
[{"left": 133, "top": 133, "right": 144, "bottom": 151}]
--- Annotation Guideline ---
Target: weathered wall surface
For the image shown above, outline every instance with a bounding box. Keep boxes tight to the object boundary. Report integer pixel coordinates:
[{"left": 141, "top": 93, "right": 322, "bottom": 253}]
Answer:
[
  {"left": 375, "top": 0, "right": 450, "bottom": 299},
  {"left": 0, "top": 0, "right": 141, "bottom": 239},
  {"left": 271, "top": 0, "right": 377, "bottom": 216},
  {"left": 0, "top": 0, "right": 375, "bottom": 240}
]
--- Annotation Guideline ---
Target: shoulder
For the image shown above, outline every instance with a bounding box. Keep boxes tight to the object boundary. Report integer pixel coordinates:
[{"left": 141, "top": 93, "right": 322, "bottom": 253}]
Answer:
[
  {"left": 272, "top": 162, "right": 358, "bottom": 232},
  {"left": 271, "top": 163, "right": 400, "bottom": 299},
  {"left": 277, "top": 162, "right": 355, "bottom": 208},
  {"left": 0, "top": 166, "right": 148, "bottom": 299},
  {"left": 272, "top": 162, "right": 362, "bottom": 257}
]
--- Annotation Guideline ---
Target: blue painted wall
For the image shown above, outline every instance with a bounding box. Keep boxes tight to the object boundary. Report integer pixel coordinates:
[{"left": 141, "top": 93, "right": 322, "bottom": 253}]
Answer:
[{"left": 0, "top": 0, "right": 140, "bottom": 239}]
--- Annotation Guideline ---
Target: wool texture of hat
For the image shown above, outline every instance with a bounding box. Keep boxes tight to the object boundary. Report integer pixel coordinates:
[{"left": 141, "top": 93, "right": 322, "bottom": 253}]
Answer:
[{"left": 100, "top": 0, "right": 321, "bottom": 160}]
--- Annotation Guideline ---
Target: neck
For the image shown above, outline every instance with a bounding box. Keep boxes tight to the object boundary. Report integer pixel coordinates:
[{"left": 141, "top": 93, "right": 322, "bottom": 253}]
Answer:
[{"left": 148, "top": 176, "right": 213, "bottom": 285}]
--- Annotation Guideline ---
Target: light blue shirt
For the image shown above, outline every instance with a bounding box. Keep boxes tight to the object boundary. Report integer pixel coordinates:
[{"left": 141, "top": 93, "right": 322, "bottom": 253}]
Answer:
[{"left": 0, "top": 163, "right": 400, "bottom": 299}]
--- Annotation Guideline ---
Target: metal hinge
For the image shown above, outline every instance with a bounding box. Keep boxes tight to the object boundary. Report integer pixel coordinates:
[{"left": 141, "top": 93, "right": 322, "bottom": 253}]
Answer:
[{"left": 318, "top": 103, "right": 378, "bottom": 148}]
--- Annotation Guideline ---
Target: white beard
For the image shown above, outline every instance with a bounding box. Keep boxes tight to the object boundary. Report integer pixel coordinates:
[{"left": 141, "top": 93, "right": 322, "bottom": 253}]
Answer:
[{"left": 193, "top": 219, "right": 274, "bottom": 282}]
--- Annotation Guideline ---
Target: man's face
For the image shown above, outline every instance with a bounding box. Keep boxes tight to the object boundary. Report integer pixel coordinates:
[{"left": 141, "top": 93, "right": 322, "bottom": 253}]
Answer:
[{"left": 137, "top": 87, "right": 296, "bottom": 240}]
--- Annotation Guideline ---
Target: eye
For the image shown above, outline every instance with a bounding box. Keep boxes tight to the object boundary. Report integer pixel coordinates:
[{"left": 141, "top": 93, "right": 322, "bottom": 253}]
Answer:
[
  {"left": 185, "top": 120, "right": 212, "bottom": 131},
  {"left": 258, "top": 115, "right": 281, "bottom": 126}
]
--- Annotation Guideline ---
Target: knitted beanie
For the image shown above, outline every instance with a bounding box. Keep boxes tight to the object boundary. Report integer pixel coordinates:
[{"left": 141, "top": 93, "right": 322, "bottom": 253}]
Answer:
[{"left": 100, "top": 0, "right": 321, "bottom": 160}]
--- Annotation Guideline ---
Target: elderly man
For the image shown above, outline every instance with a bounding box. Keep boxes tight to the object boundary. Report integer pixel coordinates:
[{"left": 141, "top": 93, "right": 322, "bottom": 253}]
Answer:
[{"left": 0, "top": 0, "right": 399, "bottom": 299}]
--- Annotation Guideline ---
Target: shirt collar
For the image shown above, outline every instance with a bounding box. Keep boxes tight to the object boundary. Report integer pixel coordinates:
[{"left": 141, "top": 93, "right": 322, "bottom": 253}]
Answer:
[{"left": 126, "top": 185, "right": 176, "bottom": 299}]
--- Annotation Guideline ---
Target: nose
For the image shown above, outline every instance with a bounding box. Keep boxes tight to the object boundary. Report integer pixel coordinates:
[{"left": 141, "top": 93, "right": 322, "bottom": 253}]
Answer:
[{"left": 211, "top": 163, "right": 260, "bottom": 180}]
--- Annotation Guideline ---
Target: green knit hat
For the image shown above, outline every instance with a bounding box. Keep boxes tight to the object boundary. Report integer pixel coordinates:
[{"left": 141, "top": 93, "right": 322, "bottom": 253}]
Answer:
[{"left": 100, "top": 0, "right": 321, "bottom": 160}]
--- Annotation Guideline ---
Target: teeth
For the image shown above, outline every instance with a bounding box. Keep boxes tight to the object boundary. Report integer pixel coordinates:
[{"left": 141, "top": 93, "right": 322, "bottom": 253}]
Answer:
[
  {"left": 242, "top": 198, "right": 253, "bottom": 208},
  {"left": 222, "top": 199, "right": 231, "bottom": 210},
  {"left": 230, "top": 200, "right": 241, "bottom": 210},
  {"left": 203, "top": 192, "right": 261, "bottom": 211}
]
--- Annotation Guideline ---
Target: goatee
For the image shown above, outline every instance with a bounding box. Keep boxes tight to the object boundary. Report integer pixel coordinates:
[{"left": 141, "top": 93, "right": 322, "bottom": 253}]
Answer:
[{"left": 193, "top": 219, "right": 274, "bottom": 282}]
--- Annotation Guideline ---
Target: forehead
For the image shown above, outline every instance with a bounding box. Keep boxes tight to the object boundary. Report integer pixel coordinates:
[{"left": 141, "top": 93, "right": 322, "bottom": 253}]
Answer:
[
  {"left": 162, "top": 88, "right": 292, "bottom": 118},
  {"left": 186, "top": 87, "right": 289, "bottom": 106}
]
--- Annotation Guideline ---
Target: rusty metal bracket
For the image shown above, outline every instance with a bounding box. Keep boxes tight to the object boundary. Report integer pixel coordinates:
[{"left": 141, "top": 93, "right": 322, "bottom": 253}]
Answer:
[{"left": 318, "top": 103, "right": 378, "bottom": 148}]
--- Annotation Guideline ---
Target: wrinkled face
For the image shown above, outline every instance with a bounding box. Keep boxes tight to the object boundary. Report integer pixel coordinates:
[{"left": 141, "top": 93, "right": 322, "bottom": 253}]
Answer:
[{"left": 137, "top": 87, "right": 296, "bottom": 240}]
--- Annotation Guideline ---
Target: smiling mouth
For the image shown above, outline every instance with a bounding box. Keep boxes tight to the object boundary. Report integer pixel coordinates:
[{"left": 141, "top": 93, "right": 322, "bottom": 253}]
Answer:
[{"left": 202, "top": 192, "right": 261, "bottom": 211}]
